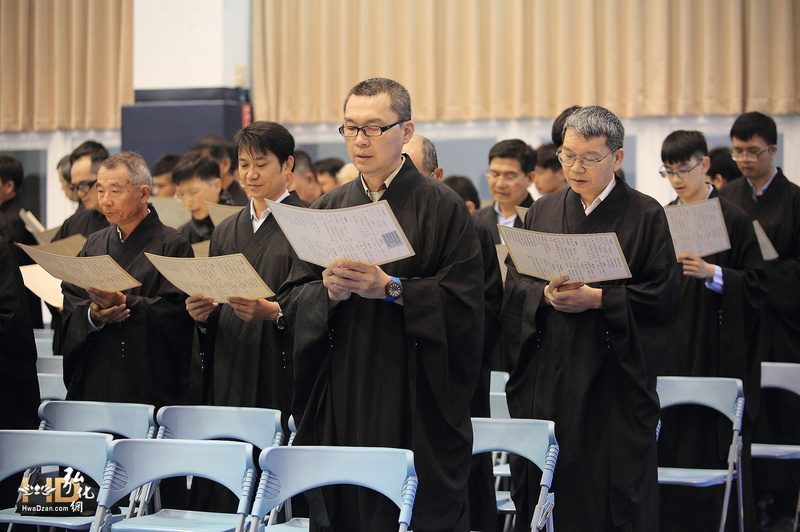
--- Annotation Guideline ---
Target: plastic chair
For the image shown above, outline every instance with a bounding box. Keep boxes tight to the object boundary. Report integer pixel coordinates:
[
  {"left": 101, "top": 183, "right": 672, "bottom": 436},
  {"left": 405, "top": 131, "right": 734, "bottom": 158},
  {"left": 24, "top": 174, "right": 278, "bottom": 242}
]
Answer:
[
  {"left": 35, "top": 336, "right": 54, "bottom": 357},
  {"left": 490, "top": 392, "right": 511, "bottom": 419},
  {"left": 248, "top": 446, "right": 417, "bottom": 532},
  {"left": 0, "top": 430, "right": 114, "bottom": 530},
  {"left": 91, "top": 439, "right": 256, "bottom": 532},
  {"left": 38, "top": 372, "right": 67, "bottom": 401},
  {"left": 751, "top": 362, "right": 800, "bottom": 531},
  {"left": 37, "top": 355, "right": 64, "bottom": 374},
  {"left": 657, "top": 376, "right": 745, "bottom": 532},
  {"left": 490, "top": 371, "right": 510, "bottom": 393},
  {"left": 39, "top": 400, "right": 156, "bottom": 439},
  {"left": 472, "top": 418, "right": 559, "bottom": 531},
  {"left": 156, "top": 405, "right": 283, "bottom": 449}
]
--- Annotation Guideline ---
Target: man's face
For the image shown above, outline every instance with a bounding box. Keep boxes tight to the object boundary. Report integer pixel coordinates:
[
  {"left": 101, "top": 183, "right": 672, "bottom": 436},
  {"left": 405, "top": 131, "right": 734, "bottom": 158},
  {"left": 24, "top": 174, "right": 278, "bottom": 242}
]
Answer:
[
  {"left": 487, "top": 157, "right": 533, "bottom": 208},
  {"left": 97, "top": 165, "right": 149, "bottom": 228},
  {"left": 238, "top": 149, "right": 291, "bottom": 201},
  {"left": 664, "top": 157, "right": 709, "bottom": 204},
  {"left": 152, "top": 173, "right": 177, "bottom": 197},
  {"left": 317, "top": 172, "right": 337, "bottom": 193},
  {"left": 0, "top": 179, "right": 14, "bottom": 204},
  {"left": 343, "top": 93, "right": 413, "bottom": 181},
  {"left": 176, "top": 176, "right": 222, "bottom": 220},
  {"left": 561, "top": 130, "right": 623, "bottom": 204},
  {"left": 71, "top": 155, "right": 100, "bottom": 211},
  {"left": 533, "top": 165, "right": 566, "bottom": 195},
  {"left": 288, "top": 169, "right": 322, "bottom": 204},
  {"left": 731, "top": 135, "right": 776, "bottom": 182}
]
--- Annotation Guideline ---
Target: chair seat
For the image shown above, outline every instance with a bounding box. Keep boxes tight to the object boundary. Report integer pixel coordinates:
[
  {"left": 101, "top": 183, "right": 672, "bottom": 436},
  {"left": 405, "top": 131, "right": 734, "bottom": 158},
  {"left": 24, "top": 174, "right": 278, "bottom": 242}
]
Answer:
[
  {"left": 111, "top": 509, "right": 241, "bottom": 531},
  {"left": 751, "top": 443, "right": 800, "bottom": 460},
  {"left": 261, "top": 517, "right": 310, "bottom": 529},
  {"left": 493, "top": 463, "right": 510, "bottom": 477},
  {"left": 0, "top": 506, "right": 123, "bottom": 530},
  {"left": 658, "top": 466, "right": 734, "bottom": 487}
]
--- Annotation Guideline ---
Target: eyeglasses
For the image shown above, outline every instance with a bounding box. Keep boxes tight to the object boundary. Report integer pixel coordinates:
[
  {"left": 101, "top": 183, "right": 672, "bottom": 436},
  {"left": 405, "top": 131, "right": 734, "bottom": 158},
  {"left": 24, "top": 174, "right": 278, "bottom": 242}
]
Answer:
[
  {"left": 485, "top": 171, "right": 526, "bottom": 183},
  {"left": 176, "top": 183, "right": 213, "bottom": 201},
  {"left": 69, "top": 179, "right": 97, "bottom": 194},
  {"left": 731, "top": 147, "right": 771, "bottom": 162},
  {"left": 557, "top": 149, "right": 617, "bottom": 169},
  {"left": 338, "top": 120, "right": 407, "bottom": 138},
  {"left": 658, "top": 159, "right": 703, "bottom": 178}
]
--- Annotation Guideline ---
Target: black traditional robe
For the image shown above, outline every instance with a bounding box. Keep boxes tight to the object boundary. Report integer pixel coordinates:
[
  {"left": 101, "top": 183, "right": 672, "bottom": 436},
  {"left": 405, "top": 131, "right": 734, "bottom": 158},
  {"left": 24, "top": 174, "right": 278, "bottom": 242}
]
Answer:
[
  {"left": 200, "top": 193, "right": 302, "bottom": 425},
  {"left": 658, "top": 189, "right": 768, "bottom": 531},
  {"left": 278, "top": 157, "right": 485, "bottom": 532},
  {"left": 1, "top": 196, "right": 43, "bottom": 328},
  {"left": 720, "top": 169, "right": 800, "bottom": 497},
  {"left": 59, "top": 208, "right": 194, "bottom": 408},
  {"left": 502, "top": 177, "right": 681, "bottom": 531},
  {"left": 473, "top": 193, "right": 535, "bottom": 247},
  {"left": 0, "top": 235, "right": 40, "bottom": 510},
  {"left": 52, "top": 207, "right": 110, "bottom": 241},
  {"left": 179, "top": 215, "right": 215, "bottom": 245}
]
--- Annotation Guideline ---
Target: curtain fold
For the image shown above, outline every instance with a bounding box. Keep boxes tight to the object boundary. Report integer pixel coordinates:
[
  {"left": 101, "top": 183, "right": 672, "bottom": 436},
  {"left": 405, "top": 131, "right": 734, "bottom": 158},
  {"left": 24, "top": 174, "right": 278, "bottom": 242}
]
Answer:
[
  {"left": 251, "top": 0, "right": 799, "bottom": 123},
  {"left": 0, "top": 0, "right": 133, "bottom": 132}
]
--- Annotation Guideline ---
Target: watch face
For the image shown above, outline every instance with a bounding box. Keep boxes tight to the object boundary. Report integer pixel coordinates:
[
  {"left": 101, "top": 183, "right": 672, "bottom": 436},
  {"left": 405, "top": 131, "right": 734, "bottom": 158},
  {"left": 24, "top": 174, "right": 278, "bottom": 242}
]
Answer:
[{"left": 386, "top": 281, "right": 402, "bottom": 299}]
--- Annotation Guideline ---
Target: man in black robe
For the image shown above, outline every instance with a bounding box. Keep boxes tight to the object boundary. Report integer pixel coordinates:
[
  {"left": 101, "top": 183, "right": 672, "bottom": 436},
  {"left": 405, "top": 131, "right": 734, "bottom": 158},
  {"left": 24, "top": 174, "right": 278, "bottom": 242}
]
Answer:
[
  {"left": 53, "top": 141, "right": 111, "bottom": 241},
  {"left": 0, "top": 235, "right": 40, "bottom": 510},
  {"left": 172, "top": 151, "right": 223, "bottom": 246},
  {"left": 657, "top": 130, "right": 768, "bottom": 531},
  {"left": 192, "top": 134, "right": 249, "bottom": 206},
  {"left": 718, "top": 111, "right": 800, "bottom": 525},
  {"left": 408, "top": 134, "right": 502, "bottom": 531},
  {"left": 59, "top": 152, "right": 194, "bottom": 409},
  {"left": 502, "top": 106, "right": 681, "bottom": 531},
  {"left": 0, "top": 155, "right": 43, "bottom": 328},
  {"left": 279, "top": 78, "right": 484, "bottom": 532},
  {"left": 186, "top": 122, "right": 301, "bottom": 426}
]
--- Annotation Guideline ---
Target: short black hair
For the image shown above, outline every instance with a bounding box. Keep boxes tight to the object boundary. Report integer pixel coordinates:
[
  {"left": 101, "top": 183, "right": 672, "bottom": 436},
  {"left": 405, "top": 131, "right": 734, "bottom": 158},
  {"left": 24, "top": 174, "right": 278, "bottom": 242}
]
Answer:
[
  {"left": 57, "top": 155, "right": 71, "bottom": 184},
  {"left": 661, "top": 130, "right": 708, "bottom": 165},
  {"left": 707, "top": 147, "right": 743, "bottom": 183},
  {"left": 488, "top": 139, "right": 537, "bottom": 174},
  {"left": 192, "top": 134, "right": 238, "bottom": 169},
  {"left": 69, "top": 140, "right": 109, "bottom": 173},
  {"left": 313, "top": 157, "right": 345, "bottom": 176},
  {"left": 0, "top": 155, "right": 24, "bottom": 190},
  {"left": 552, "top": 106, "right": 581, "bottom": 148},
  {"left": 535, "top": 143, "right": 561, "bottom": 172},
  {"left": 152, "top": 153, "right": 182, "bottom": 176},
  {"left": 171, "top": 151, "right": 221, "bottom": 185},
  {"left": 292, "top": 150, "right": 315, "bottom": 176},
  {"left": 234, "top": 121, "right": 295, "bottom": 166},
  {"left": 443, "top": 175, "right": 480, "bottom": 207},
  {"left": 730, "top": 112, "right": 777, "bottom": 145}
]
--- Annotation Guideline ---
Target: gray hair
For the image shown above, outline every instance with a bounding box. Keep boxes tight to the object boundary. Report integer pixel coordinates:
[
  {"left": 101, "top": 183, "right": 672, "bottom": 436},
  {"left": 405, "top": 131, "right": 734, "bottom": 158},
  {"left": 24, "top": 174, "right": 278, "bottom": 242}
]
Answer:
[
  {"left": 415, "top": 135, "right": 439, "bottom": 175},
  {"left": 564, "top": 105, "right": 625, "bottom": 151},
  {"left": 99, "top": 152, "right": 153, "bottom": 188},
  {"left": 343, "top": 78, "right": 411, "bottom": 122}
]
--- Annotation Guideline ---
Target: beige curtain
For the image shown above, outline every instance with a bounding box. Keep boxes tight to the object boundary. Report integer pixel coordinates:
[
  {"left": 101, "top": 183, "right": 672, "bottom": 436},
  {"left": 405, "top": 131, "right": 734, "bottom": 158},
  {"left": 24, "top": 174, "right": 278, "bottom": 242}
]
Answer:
[
  {"left": 0, "top": 0, "right": 133, "bottom": 132},
  {"left": 252, "top": 0, "right": 800, "bottom": 123}
]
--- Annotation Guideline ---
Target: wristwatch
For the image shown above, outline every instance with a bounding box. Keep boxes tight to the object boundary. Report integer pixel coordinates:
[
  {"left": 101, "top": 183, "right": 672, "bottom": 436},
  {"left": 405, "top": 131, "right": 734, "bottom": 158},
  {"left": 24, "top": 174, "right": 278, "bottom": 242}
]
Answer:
[
  {"left": 274, "top": 308, "right": 285, "bottom": 330},
  {"left": 384, "top": 276, "right": 403, "bottom": 302}
]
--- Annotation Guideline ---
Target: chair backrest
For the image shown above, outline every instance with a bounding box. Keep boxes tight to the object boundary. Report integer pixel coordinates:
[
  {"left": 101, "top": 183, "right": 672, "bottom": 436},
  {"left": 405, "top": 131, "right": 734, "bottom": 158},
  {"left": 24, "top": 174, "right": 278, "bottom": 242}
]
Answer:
[
  {"left": 490, "top": 371, "right": 510, "bottom": 393},
  {"left": 0, "top": 430, "right": 113, "bottom": 484},
  {"left": 490, "top": 392, "right": 511, "bottom": 419},
  {"left": 251, "top": 446, "right": 417, "bottom": 526},
  {"left": 36, "top": 356, "right": 63, "bottom": 374},
  {"left": 657, "top": 376, "right": 744, "bottom": 430},
  {"left": 472, "top": 418, "right": 558, "bottom": 485},
  {"left": 156, "top": 405, "right": 282, "bottom": 449},
  {"left": 35, "top": 337, "right": 54, "bottom": 357},
  {"left": 97, "top": 439, "right": 256, "bottom": 513},
  {"left": 38, "top": 373, "right": 67, "bottom": 401},
  {"left": 760, "top": 362, "right": 800, "bottom": 397},
  {"left": 39, "top": 400, "right": 156, "bottom": 438}
]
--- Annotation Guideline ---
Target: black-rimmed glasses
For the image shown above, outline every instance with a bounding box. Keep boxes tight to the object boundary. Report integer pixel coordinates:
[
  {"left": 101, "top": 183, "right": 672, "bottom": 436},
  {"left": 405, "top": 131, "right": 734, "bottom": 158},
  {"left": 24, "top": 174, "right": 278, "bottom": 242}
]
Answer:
[
  {"left": 658, "top": 159, "right": 703, "bottom": 178},
  {"left": 69, "top": 179, "right": 97, "bottom": 194},
  {"left": 338, "top": 120, "right": 407, "bottom": 138}
]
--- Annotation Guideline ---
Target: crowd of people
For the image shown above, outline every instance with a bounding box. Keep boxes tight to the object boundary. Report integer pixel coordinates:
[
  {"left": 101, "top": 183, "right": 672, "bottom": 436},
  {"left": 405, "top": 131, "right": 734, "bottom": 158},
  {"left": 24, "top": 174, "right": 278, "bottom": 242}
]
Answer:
[{"left": 0, "top": 77, "right": 798, "bottom": 532}]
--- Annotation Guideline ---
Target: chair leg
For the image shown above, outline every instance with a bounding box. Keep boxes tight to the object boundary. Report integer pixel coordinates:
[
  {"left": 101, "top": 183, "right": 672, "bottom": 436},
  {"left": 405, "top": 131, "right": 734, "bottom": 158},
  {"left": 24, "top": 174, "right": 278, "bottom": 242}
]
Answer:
[{"left": 736, "top": 456, "right": 744, "bottom": 532}]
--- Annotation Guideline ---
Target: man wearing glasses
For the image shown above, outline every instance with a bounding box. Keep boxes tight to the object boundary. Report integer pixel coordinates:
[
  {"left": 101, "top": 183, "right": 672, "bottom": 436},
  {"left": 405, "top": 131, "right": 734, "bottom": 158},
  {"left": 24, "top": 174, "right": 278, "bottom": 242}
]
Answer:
[
  {"left": 53, "top": 141, "right": 111, "bottom": 241},
  {"left": 502, "top": 106, "right": 681, "bottom": 531},
  {"left": 719, "top": 111, "right": 800, "bottom": 526},
  {"left": 474, "top": 139, "right": 537, "bottom": 246},
  {"left": 279, "top": 77, "right": 484, "bottom": 531}
]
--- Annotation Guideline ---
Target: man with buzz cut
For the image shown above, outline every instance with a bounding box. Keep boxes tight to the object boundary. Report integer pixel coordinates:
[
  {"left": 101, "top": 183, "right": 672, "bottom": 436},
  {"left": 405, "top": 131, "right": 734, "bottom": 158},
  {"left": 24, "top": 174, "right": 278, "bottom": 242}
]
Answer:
[{"left": 279, "top": 78, "right": 484, "bottom": 532}]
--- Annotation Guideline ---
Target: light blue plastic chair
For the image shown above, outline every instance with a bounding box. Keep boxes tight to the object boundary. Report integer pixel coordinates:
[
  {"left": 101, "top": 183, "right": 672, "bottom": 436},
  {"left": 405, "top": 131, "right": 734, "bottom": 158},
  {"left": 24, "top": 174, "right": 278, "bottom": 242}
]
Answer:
[
  {"left": 91, "top": 439, "right": 256, "bottom": 532},
  {"left": 247, "top": 446, "right": 417, "bottom": 532},
  {"left": 490, "top": 371, "right": 510, "bottom": 393},
  {"left": 156, "top": 405, "right": 283, "bottom": 449},
  {"left": 38, "top": 372, "right": 67, "bottom": 401},
  {"left": 0, "top": 430, "right": 114, "bottom": 530},
  {"left": 39, "top": 400, "right": 156, "bottom": 439},
  {"left": 36, "top": 355, "right": 64, "bottom": 374},
  {"left": 751, "top": 362, "right": 800, "bottom": 531},
  {"left": 490, "top": 392, "right": 511, "bottom": 419},
  {"left": 472, "top": 418, "right": 559, "bottom": 532},
  {"left": 657, "top": 376, "right": 745, "bottom": 532}
]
